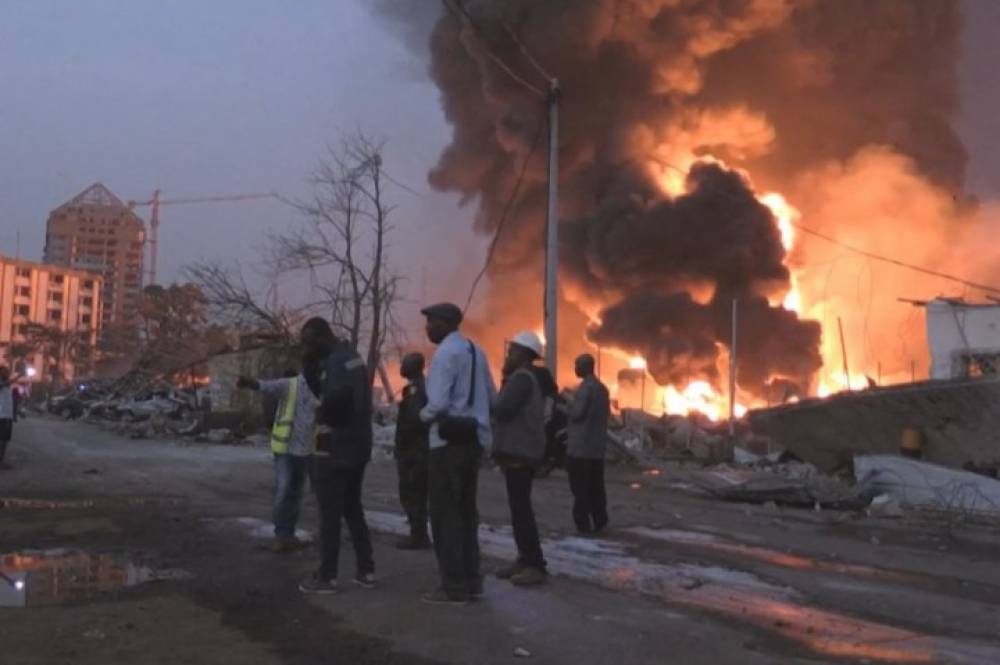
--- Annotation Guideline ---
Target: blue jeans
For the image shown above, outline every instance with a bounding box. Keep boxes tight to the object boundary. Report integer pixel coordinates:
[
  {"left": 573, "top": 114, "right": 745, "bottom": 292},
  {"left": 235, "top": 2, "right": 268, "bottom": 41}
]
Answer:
[{"left": 273, "top": 453, "right": 311, "bottom": 539}]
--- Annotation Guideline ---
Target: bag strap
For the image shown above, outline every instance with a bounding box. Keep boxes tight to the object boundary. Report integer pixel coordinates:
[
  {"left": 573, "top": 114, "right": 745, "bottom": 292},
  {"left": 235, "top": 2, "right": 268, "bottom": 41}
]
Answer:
[{"left": 466, "top": 341, "right": 476, "bottom": 407}]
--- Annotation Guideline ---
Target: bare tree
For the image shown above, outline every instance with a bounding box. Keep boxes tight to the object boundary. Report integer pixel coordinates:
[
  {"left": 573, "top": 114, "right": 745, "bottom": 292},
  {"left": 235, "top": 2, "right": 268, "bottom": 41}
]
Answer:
[
  {"left": 271, "top": 134, "right": 404, "bottom": 390},
  {"left": 185, "top": 262, "right": 302, "bottom": 346}
]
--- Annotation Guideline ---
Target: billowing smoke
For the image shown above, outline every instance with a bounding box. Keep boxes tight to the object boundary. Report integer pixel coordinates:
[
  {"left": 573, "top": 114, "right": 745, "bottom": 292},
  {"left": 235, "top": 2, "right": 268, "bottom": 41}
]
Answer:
[{"left": 377, "top": 0, "right": 966, "bottom": 397}]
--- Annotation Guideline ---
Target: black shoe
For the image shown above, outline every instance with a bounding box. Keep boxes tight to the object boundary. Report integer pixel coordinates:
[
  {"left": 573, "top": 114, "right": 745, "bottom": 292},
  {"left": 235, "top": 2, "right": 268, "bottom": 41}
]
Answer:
[
  {"left": 354, "top": 572, "right": 377, "bottom": 589},
  {"left": 593, "top": 517, "right": 609, "bottom": 533},
  {"left": 468, "top": 577, "right": 484, "bottom": 599},
  {"left": 299, "top": 575, "right": 338, "bottom": 594}
]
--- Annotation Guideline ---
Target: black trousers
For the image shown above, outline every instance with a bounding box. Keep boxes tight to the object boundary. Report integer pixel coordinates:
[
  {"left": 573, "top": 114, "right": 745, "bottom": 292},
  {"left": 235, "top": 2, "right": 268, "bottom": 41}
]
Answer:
[
  {"left": 503, "top": 466, "right": 546, "bottom": 571},
  {"left": 0, "top": 418, "right": 11, "bottom": 462},
  {"left": 428, "top": 444, "right": 481, "bottom": 598},
  {"left": 567, "top": 457, "right": 608, "bottom": 533},
  {"left": 311, "top": 460, "right": 374, "bottom": 580},
  {"left": 396, "top": 446, "right": 429, "bottom": 536}
]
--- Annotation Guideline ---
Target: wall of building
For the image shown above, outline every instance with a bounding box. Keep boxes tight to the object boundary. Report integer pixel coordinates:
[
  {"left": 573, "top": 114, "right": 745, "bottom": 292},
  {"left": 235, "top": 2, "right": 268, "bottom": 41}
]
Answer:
[
  {"left": 44, "top": 185, "right": 145, "bottom": 329},
  {"left": 926, "top": 299, "right": 1000, "bottom": 379},
  {"left": 0, "top": 255, "right": 103, "bottom": 381}
]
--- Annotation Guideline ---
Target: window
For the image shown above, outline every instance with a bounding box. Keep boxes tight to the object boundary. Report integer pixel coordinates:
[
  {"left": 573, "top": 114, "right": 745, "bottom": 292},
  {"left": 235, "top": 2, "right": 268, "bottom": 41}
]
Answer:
[
  {"left": 16, "top": 267, "right": 31, "bottom": 278},
  {"left": 81, "top": 314, "right": 92, "bottom": 325},
  {"left": 49, "top": 292, "right": 63, "bottom": 304},
  {"left": 53, "top": 274, "right": 65, "bottom": 285},
  {"left": 17, "top": 286, "right": 30, "bottom": 297},
  {"left": 15, "top": 305, "right": 29, "bottom": 316},
  {"left": 49, "top": 310, "right": 61, "bottom": 322},
  {"left": 82, "top": 296, "right": 93, "bottom": 307},
  {"left": 83, "top": 280, "right": 94, "bottom": 289}
]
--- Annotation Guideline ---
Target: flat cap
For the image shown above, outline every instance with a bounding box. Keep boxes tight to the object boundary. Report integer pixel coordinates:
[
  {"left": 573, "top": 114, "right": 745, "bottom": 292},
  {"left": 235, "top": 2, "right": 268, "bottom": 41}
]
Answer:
[{"left": 420, "top": 302, "right": 463, "bottom": 326}]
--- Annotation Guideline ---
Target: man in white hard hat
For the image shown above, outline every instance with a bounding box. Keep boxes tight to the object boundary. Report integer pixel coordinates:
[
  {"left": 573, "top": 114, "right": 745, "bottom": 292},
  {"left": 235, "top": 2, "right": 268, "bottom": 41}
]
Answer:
[{"left": 491, "top": 331, "right": 548, "bottom": 587}]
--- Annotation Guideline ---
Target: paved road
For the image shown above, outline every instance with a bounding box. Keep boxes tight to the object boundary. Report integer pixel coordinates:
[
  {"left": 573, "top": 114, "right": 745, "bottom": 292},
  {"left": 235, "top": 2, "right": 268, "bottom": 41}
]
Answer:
[{"left": 3, "top": 415, "right": 1000, "bottom": 664}]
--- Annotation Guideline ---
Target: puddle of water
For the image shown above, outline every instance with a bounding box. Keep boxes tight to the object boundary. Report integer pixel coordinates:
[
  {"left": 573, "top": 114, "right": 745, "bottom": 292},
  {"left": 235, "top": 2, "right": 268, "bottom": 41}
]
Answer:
[
  {"left": 203, "top": 516, "right": 314, "bottom": 543},
  {"left": 0, "top": 549, "right": 189, "bottom": 608},
  {"left": 363, "top": 510, "right": 1000, "bottom": 664}
]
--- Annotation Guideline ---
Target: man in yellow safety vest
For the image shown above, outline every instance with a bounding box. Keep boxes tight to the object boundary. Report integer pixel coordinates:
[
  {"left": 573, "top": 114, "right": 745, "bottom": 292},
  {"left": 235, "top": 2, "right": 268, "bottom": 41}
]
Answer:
[{"left": 237, "top": 369, "right": 319, "bottom": 552}]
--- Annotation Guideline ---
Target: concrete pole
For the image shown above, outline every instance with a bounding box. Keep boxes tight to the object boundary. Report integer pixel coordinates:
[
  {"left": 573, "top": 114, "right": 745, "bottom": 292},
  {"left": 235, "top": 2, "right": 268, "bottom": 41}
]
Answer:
[
  {"left": 544, "top": 79, "right": 561, "bottom": 378},
  {"left": 729, "top": 298, "right": 738, "bottom": 436}
]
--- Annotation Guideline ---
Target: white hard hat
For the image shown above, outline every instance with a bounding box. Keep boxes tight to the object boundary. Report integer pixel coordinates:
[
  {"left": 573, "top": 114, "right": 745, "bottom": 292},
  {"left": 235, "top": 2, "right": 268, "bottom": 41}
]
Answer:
[{"left": 510, "top": 331, "right": 544, "bottom": 358}]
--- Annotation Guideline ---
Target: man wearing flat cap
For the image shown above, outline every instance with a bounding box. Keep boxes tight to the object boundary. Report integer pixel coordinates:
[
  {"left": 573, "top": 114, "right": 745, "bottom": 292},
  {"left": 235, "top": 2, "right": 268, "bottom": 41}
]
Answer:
[{"left": 418, "top": 302, "right": 497, "bottom": 605}]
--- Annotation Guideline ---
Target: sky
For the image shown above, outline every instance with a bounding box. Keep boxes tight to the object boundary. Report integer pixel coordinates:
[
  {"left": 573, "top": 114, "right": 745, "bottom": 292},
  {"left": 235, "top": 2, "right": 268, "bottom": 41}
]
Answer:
[{"left": 1, "top": 0, "right": 999, "bottom": 339}]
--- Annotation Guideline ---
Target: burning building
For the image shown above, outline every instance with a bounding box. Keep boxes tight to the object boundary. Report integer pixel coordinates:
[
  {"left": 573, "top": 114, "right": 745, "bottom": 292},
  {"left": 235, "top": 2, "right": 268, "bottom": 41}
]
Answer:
[{"left": 380, "top": 1, "right": 997, "bottom": 419}]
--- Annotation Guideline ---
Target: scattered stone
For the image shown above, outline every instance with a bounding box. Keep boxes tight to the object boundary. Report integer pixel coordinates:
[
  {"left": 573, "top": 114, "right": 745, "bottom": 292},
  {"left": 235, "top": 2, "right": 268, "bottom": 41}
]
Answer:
[{"left": 513, "top": 647, "right": 532, "bottom": 658}]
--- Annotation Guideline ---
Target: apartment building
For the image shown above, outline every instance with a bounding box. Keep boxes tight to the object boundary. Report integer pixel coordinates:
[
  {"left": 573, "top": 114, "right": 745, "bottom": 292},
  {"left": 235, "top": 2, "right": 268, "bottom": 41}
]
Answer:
[
  {"left": 44, "top": 183, "right": 145, "bottom": 329},
  {"left": 0, "top": 255, "right": 103, "bottom": 381}
]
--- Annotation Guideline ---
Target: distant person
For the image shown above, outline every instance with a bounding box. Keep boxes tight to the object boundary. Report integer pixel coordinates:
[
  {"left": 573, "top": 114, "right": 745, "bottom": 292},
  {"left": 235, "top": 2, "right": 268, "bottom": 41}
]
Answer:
[
  {"left": 297, "top": 317, "right": 376, "bottom": 595},
  {"left": 236, "top": 368, "right": 318, "bottom": 553},
  {"left": 566, "top": 354, "right": 611, "bottom": 534},
  {"left": 394, "top": 352, "right": 432, "bottom": 550},
  {"left": 530, "top": 365, "right": 567, "bottom": 478},
  {"left": 492, "top": 331, "right": 548, "bottom": 587},
  {"left": 419, "top": 303, "right": 496, "bottom": 605},
  {"left": 0, "top": 366, "right": 16, "bottom": 469}
]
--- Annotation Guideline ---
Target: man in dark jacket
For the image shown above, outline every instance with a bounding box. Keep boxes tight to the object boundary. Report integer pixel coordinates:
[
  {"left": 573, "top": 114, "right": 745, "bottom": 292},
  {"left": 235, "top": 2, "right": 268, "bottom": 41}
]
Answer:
[
  {"left": 395, "top": 352, "right": 431, "bottom": 550},
  {"left": 297, "top": 317, "right": 376, "bottom": 594},
  {"left": 492, "top": 331, "right": 548, "bottom": 587},
  {"left": 567, "top": 354, "right": 611, "bottom": 534}
]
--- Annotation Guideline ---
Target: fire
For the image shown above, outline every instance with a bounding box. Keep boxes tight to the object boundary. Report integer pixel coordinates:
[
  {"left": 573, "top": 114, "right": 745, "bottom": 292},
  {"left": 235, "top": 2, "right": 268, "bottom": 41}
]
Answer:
[
  {"left": 629, "top": 356, "right": 647, "bottom": 370},
  {"left": 759, "top": 191, "right": 803, "bottom": 314}
]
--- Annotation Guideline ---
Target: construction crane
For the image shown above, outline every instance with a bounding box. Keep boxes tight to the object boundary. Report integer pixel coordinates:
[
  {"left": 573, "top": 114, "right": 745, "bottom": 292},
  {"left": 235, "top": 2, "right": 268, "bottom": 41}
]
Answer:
[{"left": 127, "top": 190, "right": 279, "bottom": 285}]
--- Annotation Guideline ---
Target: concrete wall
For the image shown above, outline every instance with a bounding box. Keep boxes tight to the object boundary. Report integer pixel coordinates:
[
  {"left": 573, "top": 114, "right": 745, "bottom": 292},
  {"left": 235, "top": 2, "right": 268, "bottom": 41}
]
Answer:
[{"left": 749, "top": 377, "right": 1000, "bottom": 471}]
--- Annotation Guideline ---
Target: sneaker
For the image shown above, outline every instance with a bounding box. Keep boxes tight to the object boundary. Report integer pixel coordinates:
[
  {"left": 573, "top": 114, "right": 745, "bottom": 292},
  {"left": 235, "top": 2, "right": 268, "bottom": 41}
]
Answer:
[
  {"left": 495, "top": 562, "right": 525, "bottom": 580},
  {"left": 298, "top": 576, "right": 338, "bottom": 594},
  {"left": 511, "top": 567, "right": 548, "bottom": 587},
  {"left": 354, "top": 572, "right": 377, "bottom": 589},
  {"left": 421, "top": 588, "right": 469, "bottom": 606}
]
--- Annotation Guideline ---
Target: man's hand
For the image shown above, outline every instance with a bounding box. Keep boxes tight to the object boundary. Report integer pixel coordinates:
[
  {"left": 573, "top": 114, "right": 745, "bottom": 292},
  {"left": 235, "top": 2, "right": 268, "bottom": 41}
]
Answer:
[{"left": 236, "top": 376, "right": 259, "bottom": 390}]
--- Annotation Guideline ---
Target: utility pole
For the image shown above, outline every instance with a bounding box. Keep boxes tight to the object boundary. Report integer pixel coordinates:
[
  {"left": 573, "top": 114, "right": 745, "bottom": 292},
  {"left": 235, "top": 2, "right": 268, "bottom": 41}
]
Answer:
[
  {"left": 729, "top": 298, "right": 738, "bottom": 436},
  {"left": 544, "top": 79, "right": 561, "bottom": 377}
]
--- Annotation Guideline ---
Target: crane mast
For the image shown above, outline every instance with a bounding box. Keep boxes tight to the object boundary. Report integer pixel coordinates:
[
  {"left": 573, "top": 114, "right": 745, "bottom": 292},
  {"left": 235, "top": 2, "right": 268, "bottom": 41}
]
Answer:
[{"left": 127, "top": 190, "right": 276, "bottom": 285}]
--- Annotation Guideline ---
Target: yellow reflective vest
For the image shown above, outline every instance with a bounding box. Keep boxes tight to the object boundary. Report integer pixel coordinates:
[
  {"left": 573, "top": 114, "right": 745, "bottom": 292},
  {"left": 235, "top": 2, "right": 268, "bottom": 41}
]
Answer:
[{"left": 270, "top": 377, "right": 298, "bottom": 454}]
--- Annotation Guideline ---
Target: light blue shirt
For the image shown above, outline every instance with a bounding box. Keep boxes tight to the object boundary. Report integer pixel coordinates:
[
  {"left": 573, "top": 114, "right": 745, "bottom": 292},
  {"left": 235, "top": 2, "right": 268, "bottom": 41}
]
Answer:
[{"left": 420, "top": 331, "right": 497, "bottom": 449}]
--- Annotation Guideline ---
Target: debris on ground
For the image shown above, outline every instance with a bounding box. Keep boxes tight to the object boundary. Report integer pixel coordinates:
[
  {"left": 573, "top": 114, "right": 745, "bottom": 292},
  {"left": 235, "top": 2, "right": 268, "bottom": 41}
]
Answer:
[
  {"left": 706, "top": 470, "right": 878, "bottom": 511},
  {"left": 854, "top": 455, "right": 1000, "bottom": 517}
]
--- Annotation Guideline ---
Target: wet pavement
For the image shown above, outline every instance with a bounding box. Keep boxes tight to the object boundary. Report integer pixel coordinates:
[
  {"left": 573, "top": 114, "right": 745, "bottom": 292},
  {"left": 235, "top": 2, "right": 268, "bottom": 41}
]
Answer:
[{"left": 4, "top": 415, "right": 1000, "bottom": 664}]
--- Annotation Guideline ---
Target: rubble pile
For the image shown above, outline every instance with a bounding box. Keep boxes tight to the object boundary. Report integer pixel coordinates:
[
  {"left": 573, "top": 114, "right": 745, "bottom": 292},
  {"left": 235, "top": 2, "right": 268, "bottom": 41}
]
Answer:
[
  {"left": 609, "top": 409, "right": 730, "bottom": 466},
  {"left": 47, "top": 375, "right": 207, "bottom": 441}
]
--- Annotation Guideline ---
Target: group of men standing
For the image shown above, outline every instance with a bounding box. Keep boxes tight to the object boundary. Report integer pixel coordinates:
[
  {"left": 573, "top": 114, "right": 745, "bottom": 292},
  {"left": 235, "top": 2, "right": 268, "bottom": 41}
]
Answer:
[{"left": 238, "top": 302, "right": 611, "bottom": 605}]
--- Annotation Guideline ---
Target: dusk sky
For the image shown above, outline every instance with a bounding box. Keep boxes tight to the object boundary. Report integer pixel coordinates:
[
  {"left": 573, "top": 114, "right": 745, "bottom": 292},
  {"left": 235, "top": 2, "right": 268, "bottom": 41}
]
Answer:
[{"left": 2, "top": 1, "right": 999, "bottom": 339}]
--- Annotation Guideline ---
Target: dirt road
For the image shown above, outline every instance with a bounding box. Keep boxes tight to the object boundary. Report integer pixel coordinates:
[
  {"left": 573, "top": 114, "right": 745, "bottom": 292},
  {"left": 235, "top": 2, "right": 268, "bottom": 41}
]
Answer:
[{"left": 3, "top": 416, "right": 1000, "bottom": 664}]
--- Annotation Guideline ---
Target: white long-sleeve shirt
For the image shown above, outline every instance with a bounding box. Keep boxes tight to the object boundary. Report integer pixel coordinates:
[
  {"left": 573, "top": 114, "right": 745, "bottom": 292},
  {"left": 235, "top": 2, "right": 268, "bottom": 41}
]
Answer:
[{"left": 420, "top": 331, "right": 497, "bottom": 449}]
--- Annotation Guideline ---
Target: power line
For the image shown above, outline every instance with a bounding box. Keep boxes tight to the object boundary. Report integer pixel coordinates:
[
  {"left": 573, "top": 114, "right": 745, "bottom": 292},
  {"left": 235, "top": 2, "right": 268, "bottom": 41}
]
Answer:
[
  {"left": 442, "top": 0, "right": 546, "bottom": 98},
  {"left": 790, "top": 222, "right": 1000, "bottom": 296},
  {"left": 659, "top": 160, "right": 1000, "bottom": 296},
  {"left": 463, "top": 120, "right": 547, "bottom": 314}
]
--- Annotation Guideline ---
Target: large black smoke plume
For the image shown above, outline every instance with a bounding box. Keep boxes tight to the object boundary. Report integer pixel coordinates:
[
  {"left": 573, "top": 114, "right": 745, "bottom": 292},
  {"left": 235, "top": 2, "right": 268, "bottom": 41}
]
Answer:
[{"left": 377, "top": 0, "right": 965, "bottom": 395}]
